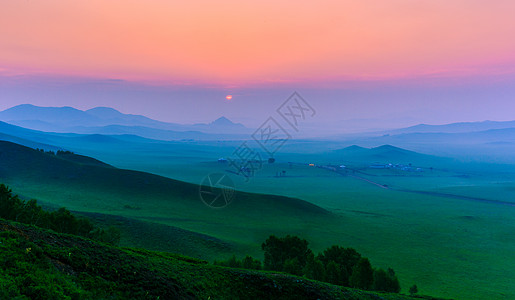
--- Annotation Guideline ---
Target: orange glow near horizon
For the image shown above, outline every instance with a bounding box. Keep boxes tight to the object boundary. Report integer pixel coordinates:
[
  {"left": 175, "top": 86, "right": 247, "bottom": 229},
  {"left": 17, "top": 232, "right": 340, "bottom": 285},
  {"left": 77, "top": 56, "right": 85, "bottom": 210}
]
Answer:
[{"left": 1, "top": 1, "right": 515, "bottom": 86}]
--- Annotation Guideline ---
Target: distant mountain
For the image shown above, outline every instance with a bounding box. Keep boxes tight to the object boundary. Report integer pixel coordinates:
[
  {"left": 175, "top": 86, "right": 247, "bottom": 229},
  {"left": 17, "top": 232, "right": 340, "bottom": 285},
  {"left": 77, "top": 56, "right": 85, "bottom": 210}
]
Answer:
[
  {"left": 0, "top": 104, "right": 250, "bottom": 138},
  {"left": 330, "top": 144, "right": 448, "bottom": 165},
  {"left": 388, "top": 120, "right": 515, "bottom": 134},
  {"left": 67, "top": 124, "right": 219, "bottom": 140},
  {"left": 332, "top": 125, "right": 515, "bottom": 164},
  {"left": 190, "top": 116, "right": 247, "bottom": 134},
  {"left": 211, "top": 116, "right": 233, "bottom": 126},
  {"left": 0, "top": 120, "right": 157, "bottom": 152},
  {"left": 86, "top": 106, "right": 127, "bottom": 119},
  {"left": 0, "top": 131, "right": 61, "bottom": 152}
]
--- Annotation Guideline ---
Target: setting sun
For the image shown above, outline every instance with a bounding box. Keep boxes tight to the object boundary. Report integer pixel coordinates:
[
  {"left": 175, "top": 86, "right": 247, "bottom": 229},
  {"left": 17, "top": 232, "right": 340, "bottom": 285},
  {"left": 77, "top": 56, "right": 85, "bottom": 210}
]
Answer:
[{"left": 225, "top": 95, "right": 233, "bottom": 100}]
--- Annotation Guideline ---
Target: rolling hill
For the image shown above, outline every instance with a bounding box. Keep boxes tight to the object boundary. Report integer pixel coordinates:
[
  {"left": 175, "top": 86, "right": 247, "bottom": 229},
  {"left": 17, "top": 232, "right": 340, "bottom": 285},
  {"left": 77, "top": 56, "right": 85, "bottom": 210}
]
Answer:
[{"left": 0, "top": 140, "right": 331, "bottom": 259}]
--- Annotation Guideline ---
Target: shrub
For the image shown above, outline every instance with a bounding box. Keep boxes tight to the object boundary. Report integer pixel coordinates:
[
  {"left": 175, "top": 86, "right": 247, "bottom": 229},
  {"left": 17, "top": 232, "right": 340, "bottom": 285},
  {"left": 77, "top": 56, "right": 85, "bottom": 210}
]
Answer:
[{"left": 409, "top": 284, "right": 418, "bottom": 295}]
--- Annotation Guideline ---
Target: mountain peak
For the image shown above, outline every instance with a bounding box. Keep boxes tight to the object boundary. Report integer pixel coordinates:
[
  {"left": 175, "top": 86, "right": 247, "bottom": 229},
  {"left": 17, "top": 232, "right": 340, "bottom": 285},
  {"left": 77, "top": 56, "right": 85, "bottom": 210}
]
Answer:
[
  {"left": 3, "top": 104, "right": 78, "bottom": 112},
  {"left": 210, "top": 116, "right": 235, "bottom": 126},
  {"left": 87, "top": 107, "right": 121, "bottom": 113},
  {"left": 373, "top": 144, "right": 400, "bottom": 151},
  {"left": 86, "top": 107, "right": 124, "bottom": 119},
  {"left": 344, "top": 145, "right": 367, "bottom": 151}
]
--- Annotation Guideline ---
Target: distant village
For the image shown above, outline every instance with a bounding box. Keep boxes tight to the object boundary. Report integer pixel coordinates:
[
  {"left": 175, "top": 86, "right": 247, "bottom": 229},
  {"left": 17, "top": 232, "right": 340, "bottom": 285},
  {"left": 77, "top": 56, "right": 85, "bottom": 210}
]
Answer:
[
  {"left": 217, "top": 157, "right": 429, "bottom": 177},
  {"left": 367, "top": 163, "right": 425, "bottom": 172}
]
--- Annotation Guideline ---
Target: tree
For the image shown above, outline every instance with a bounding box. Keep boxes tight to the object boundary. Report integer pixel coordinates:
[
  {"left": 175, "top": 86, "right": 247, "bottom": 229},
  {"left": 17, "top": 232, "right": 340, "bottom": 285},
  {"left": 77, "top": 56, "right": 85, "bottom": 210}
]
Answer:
[
  {"left": 283, "top": 257, "right": 302, "bottom": 275},
  {"left": 349, "top": 257, "right": 374, "bottom": 290},
  {"left": 373, "top": 268, "right": 400, "bottom": 293},
  {"left": 261, "top": 235, "right": 312, "bottom": 272},
  {"left": 50, "top": 207, "right": 79, "bottom": 234},
  {"left": 318, "top": 245, "right": 361, "bottom": 286},
  {"left": 409, "top": 284, "right": 418, "bottom": 296},
  {"left": 303, "top": 253, "right": 325, "bottom": 281},
  {"left": 222, "top": 255, "right": 242, "bottom": 268},
  {"left": 242, "top": 255, "right": 261, "bottom": 270},
  {"left": 325, "top": 261, "right": 345, "bottom": 285},
  {"left": 0, "top": 184, "right": 23, "bottom": 221},
  {"left": 0, "top": 183, "right": 120, "bottom": 245},
  {"left": 22, "top": 199, "right": 46, "bottom": 227},
  {"left": 90, "top": 226, "right": 121, "bottom": 246}
]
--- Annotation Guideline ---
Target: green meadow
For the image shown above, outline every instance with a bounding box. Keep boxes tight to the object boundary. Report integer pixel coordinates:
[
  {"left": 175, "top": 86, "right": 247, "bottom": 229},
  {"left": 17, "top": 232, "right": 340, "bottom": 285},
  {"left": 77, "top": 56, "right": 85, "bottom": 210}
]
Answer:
[{"left": 2, "top": 139, "right": 515, "bottom": 299}]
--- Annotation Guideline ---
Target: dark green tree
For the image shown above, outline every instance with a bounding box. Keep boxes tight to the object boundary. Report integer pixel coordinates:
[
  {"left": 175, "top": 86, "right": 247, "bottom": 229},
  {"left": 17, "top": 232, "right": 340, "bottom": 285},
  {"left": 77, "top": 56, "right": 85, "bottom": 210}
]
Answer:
[
  {"left": 283, "top": 257, "right": 303, "bottom": 276},
  {"left": 221, "top": 255, "right": 242, "bottom": 268},
  {"left": 0, "top": 183, "right": 119, "bottom": 245},
  {"left": 261, "top": 235, "right": 312, "bottom": 272},
  {"left": 0, "top": 184, "right": 23, "bottom": 221},
  {"left": 349, "top": 257, "right": 374, "bottom": 290},
  {"left": 318, "top": 245, "right": 361, "bottom": 286},
  {"left": 242, "top": 255, "right": 261, "bottom": 270},
  {"left": 373, "top": 268, "right": 400, "bottom": 293},
  {"left": 303, "top": 252, "right": 325, "bottom": 281},
  {"left": 325, "top": 261, "right": 345, "bottom": 285},
  {"left": 90, "top": 226, "right": 121, "bottom": 245}
]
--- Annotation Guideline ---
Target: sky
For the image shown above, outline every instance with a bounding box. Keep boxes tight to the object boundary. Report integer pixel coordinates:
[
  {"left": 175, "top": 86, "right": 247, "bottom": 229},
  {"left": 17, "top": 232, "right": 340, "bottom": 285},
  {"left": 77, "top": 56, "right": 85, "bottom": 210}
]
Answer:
[{"left": 1, "top": 0, "right": 515, "bottom": 131}]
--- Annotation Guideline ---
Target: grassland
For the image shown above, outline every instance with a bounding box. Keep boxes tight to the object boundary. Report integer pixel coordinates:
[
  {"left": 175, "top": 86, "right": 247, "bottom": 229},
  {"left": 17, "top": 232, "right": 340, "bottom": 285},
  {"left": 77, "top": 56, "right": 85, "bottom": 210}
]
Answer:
[{"left": 2, "top": 139, "right": 515, "bottom": 299}]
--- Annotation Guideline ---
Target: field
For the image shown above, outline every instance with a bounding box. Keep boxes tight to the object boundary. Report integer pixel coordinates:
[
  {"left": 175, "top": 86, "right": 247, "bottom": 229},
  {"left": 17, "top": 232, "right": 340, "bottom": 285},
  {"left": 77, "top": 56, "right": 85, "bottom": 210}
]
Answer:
[{"left": 2, "top": 139, "right": 515, "bottom": 299}]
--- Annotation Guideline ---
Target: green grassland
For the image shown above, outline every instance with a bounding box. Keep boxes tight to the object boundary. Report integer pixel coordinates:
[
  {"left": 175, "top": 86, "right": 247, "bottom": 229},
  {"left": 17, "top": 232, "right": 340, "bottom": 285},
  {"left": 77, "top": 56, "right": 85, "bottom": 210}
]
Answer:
[{"left": 2, "top": 139, "right": 515, "bottom": 299}]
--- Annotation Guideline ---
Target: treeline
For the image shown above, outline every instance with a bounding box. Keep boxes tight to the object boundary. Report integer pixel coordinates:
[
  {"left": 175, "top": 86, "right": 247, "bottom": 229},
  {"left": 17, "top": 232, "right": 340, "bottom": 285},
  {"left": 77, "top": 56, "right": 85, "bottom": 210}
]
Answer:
[
  {"left": 215, "top": 235, "right": 401, "bottom": 293},
  {"left": 35, "top": 149, "right": 74, "bottom": 156},
  {"left": 0, "top": 184, "right": 120, "bottom": 245}
]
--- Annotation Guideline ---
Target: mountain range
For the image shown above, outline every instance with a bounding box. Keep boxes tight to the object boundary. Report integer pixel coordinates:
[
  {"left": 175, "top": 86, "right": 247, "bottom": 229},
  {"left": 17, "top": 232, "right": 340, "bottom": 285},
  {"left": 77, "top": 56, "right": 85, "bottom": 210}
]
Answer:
[
  {"left": 385, "top": 120, "right": 515, "bottom": 134},
  {"left": 0, "top": 104, "right": 249, "bottom": 140},
  {"left": 2, "top": 103, "right": 515, "bottom": 163}
]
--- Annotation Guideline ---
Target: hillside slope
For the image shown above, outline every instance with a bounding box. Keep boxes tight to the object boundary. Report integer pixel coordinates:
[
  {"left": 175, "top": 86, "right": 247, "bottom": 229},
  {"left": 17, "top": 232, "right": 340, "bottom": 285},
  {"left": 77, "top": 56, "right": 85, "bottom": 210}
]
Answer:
[
  {"left": 0, "top": 140, "right": 328, "bottom": 217},
  {"left": 0, "top": 140, "right": 331, "bottom": 259},
  {"left": 0, "top": 218, "right": 441, "bottom": 300}
]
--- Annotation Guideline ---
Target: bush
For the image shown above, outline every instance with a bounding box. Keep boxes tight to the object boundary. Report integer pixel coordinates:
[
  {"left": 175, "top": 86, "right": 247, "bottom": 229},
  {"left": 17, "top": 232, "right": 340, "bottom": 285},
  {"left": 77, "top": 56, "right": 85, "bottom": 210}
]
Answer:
[{"left": 409, "top": 284, "right": 418, "bottom": 295}]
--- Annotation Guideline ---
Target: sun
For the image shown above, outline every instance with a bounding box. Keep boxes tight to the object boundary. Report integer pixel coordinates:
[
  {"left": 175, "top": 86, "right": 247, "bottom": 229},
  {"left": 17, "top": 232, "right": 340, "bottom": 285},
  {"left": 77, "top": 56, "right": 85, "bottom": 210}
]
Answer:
[{"left": 225, "top": 95, "right": 233, "bottom": 100}]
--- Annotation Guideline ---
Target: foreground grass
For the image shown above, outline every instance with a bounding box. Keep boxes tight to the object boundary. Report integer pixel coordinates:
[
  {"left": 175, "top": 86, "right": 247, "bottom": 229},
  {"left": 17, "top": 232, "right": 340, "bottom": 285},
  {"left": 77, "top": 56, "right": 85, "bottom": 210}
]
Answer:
[{"left": 0, "top": 218, "right": 444, "bottom": 300}]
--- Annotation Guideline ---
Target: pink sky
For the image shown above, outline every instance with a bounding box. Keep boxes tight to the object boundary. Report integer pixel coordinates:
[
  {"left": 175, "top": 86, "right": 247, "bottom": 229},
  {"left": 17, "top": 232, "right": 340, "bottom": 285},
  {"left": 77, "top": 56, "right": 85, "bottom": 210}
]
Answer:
[{"left": 1, "top": 0, "right": 515, "bottom": 87}]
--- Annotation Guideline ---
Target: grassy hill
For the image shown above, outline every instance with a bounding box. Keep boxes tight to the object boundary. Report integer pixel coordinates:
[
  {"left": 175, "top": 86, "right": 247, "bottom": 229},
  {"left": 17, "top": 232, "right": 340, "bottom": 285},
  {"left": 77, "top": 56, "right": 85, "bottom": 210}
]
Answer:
[
  {"left": 0, "top": 218, "right": 442, "bottom": 300},
  {"left": 0, "top": 140, "right": 331, "bottom": 260}
]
